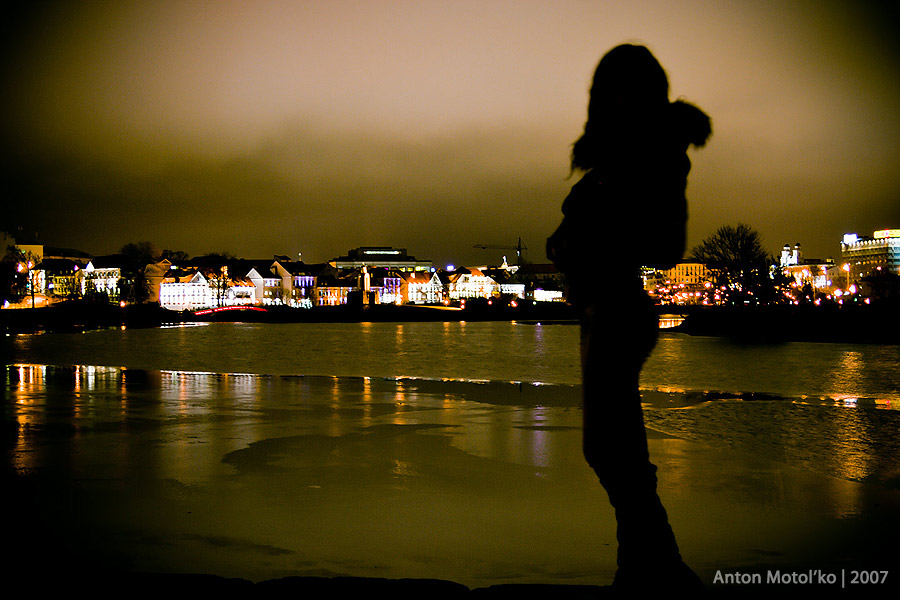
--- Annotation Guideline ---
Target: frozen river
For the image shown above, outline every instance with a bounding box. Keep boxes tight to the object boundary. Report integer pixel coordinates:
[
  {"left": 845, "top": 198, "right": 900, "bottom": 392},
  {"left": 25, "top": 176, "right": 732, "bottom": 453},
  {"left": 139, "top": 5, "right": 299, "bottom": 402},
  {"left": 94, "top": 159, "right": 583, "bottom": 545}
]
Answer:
[{"left": 4, "top": 322, "right": 900, "bottom": 590}]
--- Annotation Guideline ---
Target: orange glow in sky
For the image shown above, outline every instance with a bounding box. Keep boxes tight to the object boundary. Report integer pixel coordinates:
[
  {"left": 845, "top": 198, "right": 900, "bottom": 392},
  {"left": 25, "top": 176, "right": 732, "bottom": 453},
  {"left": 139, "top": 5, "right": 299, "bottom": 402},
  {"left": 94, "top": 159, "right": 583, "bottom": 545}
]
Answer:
[{"left": 3, "top": 0, "right": 899, "bottom": 265}]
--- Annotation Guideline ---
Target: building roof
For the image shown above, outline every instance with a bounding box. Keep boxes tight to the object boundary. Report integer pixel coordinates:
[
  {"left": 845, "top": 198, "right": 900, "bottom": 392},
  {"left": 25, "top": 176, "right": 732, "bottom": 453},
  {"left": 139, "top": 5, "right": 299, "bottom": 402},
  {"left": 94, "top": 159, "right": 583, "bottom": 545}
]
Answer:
[
  {"left": 40, "top": 258, "right": 83, "bottom": 273},
  {"left": 275, "top": 260, "right": 329, "bottom": 277},
  {"left": 481, "top": 268, "right": 518, "bottom": 283},
  {"left": 331, "top": 246, "right": 432, "bottom": 271},
  {"left": 43, "top": 246, "right": 94, "bottom": 261},
  {"left": 404, "top": 271, "right": 439, "bottom": 284},
  {"left": 87, "top": 255, "right": 124, "bottom": 269},
  {"left": 163, "top": 269, "right": 207, "bottom": 284},
  {"left": 235, "top": 259, "right": 280, "bottom": 277},
  {"left": 517, "top": 263, "right": 561, "bottom": 276}
]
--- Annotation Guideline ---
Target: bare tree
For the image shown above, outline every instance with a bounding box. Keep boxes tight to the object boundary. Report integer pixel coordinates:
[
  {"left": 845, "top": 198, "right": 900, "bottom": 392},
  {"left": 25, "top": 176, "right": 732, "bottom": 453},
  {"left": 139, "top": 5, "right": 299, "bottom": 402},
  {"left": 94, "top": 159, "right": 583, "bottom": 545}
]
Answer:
[
  {"left": 160, "top": 248, "right": 190, "bottom": 265},
  {"left": 690, "top": 224, "right": 772, "bottom": 303},
  {"left": 12, "top": 249, "right": 43, "bottom": 308},
  {"left": 119, "top": 242, "right": 159, "bottom": 304}
]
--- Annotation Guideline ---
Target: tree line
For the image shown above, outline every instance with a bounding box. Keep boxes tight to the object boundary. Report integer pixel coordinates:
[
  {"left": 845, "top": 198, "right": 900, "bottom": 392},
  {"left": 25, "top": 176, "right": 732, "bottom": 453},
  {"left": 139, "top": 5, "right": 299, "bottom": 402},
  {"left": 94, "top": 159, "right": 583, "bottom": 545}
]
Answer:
[{"left": 688, "top": 223, "right": 790, "bottom": 305}]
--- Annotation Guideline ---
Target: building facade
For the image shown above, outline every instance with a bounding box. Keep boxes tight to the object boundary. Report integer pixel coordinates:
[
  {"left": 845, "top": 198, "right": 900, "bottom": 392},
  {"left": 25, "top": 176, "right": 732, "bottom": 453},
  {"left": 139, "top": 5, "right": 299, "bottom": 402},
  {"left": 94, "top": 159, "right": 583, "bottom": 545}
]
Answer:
[
  {"left": 159, "top": 271, "right": 211, "bottom": 311},
  {"left": 649, "top": 261, "right": 713, "bottom": 305},
  {"left": 841, "top": 230, "right": 900, "bottom": 279},
  {"left": 444, "top": 268, "right": 500, "bottom": 300},
  {"left": 82, "top": 260, "right": 121, "bottom": 298},
  {"left": 779, "top": 243, "right": 833, "bottom": 292},
  {"left": 405, "top": 271, "right": 443, "bottom": 304}
]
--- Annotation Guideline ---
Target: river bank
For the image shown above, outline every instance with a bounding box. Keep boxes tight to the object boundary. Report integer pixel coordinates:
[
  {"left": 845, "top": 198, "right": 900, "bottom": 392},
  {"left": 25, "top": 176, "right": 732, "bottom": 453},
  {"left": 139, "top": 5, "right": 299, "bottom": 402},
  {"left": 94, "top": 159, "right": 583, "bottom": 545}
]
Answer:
[
  {"left": 0, "top": 299, "right": 578, "bottom": 334},
  {"left": 2, "top": 299, "right": 897, "bottom": 344},
  {"left": 672, "top": 302, "right": 899, "bottom": 344}
]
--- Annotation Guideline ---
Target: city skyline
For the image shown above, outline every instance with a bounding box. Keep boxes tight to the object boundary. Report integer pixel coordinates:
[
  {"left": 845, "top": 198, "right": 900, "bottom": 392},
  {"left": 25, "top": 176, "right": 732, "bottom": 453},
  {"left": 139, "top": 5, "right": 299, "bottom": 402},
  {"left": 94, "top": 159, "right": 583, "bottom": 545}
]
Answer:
[{"left": 3, "top": 1, "right": 899, "bottom": 266}]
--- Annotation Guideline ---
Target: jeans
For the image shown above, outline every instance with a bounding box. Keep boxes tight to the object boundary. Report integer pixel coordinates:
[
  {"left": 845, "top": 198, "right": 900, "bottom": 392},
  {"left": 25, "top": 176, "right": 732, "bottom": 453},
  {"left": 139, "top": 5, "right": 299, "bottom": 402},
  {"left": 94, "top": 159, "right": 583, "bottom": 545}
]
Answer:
[{"left": 579, "top": 296, "right": 682, "bottom": 569}]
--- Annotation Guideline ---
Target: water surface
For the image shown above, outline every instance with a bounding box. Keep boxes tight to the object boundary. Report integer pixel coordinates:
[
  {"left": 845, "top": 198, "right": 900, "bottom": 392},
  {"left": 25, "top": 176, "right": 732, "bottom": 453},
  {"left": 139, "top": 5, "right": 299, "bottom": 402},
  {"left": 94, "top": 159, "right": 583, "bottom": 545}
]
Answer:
[{"left": 5, "top": 323, "right": 900, "bottom": 587}]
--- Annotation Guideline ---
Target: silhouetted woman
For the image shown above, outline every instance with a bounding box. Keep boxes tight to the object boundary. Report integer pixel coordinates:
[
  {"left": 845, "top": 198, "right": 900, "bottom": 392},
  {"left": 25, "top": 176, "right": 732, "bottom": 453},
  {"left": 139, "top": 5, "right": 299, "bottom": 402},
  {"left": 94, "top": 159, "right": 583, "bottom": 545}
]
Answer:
[{"left": 547, "top": 44, "right": 710, "bottom": 590}]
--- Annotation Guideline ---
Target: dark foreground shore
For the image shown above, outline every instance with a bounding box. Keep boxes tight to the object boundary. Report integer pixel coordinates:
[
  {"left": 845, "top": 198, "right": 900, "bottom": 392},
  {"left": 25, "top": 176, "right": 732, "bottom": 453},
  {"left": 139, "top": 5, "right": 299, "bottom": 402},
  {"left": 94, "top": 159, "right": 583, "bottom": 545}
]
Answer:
[
  {"left": 9, "top": 572, "right": 898, "bottom": 598},
  {"left": 8, "top": 568, "right": 612, "bottom": 599}
]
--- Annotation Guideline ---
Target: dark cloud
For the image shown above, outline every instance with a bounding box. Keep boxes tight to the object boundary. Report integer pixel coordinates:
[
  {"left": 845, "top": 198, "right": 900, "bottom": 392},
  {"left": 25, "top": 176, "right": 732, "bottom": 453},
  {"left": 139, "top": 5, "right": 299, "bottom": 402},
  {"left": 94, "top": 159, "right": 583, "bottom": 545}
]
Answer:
[
  {"left": 3, "top": 1, "right": 899, "bottom": 266},
  {"left": 4, "top": 124, "right": 571, "bottom": 266}
]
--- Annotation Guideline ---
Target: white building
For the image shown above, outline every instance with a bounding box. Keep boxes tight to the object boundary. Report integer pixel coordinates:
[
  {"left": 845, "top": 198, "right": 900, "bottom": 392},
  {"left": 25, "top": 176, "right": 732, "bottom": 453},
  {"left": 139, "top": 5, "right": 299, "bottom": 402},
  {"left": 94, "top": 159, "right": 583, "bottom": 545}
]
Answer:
[
  {"left": 405, "top": 271, "right": 443, "bottom": 304},
  {"left": 445, "top": 268, "right": 500, "bottom": 300},
  {"left": 159, "top": 271, "right": 211, "bottom": 311},
  {"left": 273, "top": 261, "right": 317, "bottom": 308},
  {"left": 223, "top": 277, "right": 256, "bottom": 306},
  {"left": 82, "top": 260, "right": 121, "bottom": 298},
  {"left": 247, "top": 265, "right": 285, "bottom": 305}
]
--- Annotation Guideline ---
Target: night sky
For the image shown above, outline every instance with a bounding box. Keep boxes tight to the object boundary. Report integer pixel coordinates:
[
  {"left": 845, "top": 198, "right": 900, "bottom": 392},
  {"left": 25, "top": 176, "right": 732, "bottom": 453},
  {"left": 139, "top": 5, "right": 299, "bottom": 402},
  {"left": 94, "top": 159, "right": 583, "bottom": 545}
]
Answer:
[{"left": 3, "top": 0, "right": 899, "bottom": 267}]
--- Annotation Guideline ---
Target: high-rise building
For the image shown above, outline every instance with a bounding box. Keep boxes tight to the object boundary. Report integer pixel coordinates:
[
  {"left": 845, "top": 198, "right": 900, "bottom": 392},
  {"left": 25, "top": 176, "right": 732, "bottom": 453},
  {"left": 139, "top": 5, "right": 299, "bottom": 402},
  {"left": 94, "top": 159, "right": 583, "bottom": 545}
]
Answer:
[{"left": 840, "top": 229, "right": 900, "bottom": 279}]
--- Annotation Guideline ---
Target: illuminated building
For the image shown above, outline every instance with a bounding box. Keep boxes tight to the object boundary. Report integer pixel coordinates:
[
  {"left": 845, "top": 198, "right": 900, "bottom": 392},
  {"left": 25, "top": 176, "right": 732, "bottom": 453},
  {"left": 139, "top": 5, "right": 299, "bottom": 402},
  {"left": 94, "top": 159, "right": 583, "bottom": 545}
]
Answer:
[
  {"left": 780, "top": 243, "right": 800, "bottom": 268},
  {"left": 246, "top": 264, "right": 285, "bottom": 305},
  {"left": 159, "top": 268, "right": 255, "bottom": 310},
  {"left": 839, "top": 229, "right": 900, "bottom": 299},
  {"left": 660, "top": 261, "right": 711, "bottom": 286},
  {"left": 331, "top": 247, "right": 432, "bottom": 272},
  {"left": 365, "top": 267, "right": 404, "bottom": 304},
  {"left": 34, "top": 247, "right": 92, "bottom": 301},
  {"left": 405, "top": 271, "right": 444, "bottom": 304},
  {"left": 496, "top": 280, "right": 525, "bottom": 298},
  {"left": 532, "top": 289, "right": 564, "bottom": 302},
  {"left": 779, "top": 243, "right": 834, "bottom": 292},
  {"left": 514, "top": 263, "right": 566, "bottom": 302},
  {"left": 4, "top": 240, "right": 46, "bottom": 305},
  {"left": 273, "top": 260, "right": 321, "bottom": 308},
  {"left": 222, "top": 276, "right": 256, "bottom": 306},
  {"left": 32, "top": 258, "right": 80, "bottom": 299},
  {"left": 82, "top": 258, "right": 121, "bottom": 298},
  {"left": 159, "top": 270, "right": 211, "bottom": 310},
  {"left": 650, "top": 261, "right": 713, "bottom": 305},
  {"left": 314, "top": 272, "right": 356, "bottom": 306},
  {"left": 841, "top": 230, "right": 900, "bottom": 278},
  {"left": 482, "top": 263, "right": 526, "bottom": 299},
  {"left": 443, "top": 268, "right": 500, "bottom": 300},
  {"left": 199, "top": 267, "right": 256, "bottom": 307}
]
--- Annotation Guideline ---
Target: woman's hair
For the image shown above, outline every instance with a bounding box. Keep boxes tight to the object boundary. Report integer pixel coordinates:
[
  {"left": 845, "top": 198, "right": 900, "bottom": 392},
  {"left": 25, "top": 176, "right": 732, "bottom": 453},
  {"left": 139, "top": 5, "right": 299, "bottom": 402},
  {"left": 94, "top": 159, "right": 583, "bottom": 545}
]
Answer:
[
  {"left": 571, "top": 44, "right": 707, "bottom": 171},
  {"left": 590, "top": 44, "right": 670, "bottom": 107}
]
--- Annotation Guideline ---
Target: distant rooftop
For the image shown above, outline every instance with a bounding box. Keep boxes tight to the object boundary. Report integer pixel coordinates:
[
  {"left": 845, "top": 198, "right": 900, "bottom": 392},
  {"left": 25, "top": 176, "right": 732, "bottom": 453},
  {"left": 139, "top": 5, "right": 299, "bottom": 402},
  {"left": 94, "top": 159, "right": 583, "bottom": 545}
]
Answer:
[
  {"left": 44, "top": 246, "right": 94, "bottom": 261},
  {"left": 332, "top": 246, "right": 432, "bottom": 272}
]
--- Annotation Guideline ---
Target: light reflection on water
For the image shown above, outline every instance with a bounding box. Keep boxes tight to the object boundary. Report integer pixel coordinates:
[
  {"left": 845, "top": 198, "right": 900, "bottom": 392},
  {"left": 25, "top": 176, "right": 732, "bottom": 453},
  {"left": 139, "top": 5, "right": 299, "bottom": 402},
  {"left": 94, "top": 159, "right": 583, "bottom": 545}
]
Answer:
[
  {"left": 4, "top": 363, "right": 586, "bottom": 484},
  {"left": 6, "top": 360, "right": 900, "bottom": 492},
  {"left": 5, "top": 358, "right": 900, "bottom": 592},
  {"left": 10, "top": 321, "right": 900, "bottom": 403},
  {"left": 658, "top": 316, "right": 685, "bottom": 329},
  {"left": 6, "top": 322, "right": 900, "bottom": 491}
]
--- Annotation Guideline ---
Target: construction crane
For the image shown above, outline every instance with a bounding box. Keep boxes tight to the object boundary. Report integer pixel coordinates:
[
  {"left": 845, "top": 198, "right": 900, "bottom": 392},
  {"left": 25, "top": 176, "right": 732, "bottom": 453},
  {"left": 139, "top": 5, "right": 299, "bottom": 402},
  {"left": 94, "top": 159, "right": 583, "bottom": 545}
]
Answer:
[{"left": 473, "top": 238, "right": 528, "bottom": 264}]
